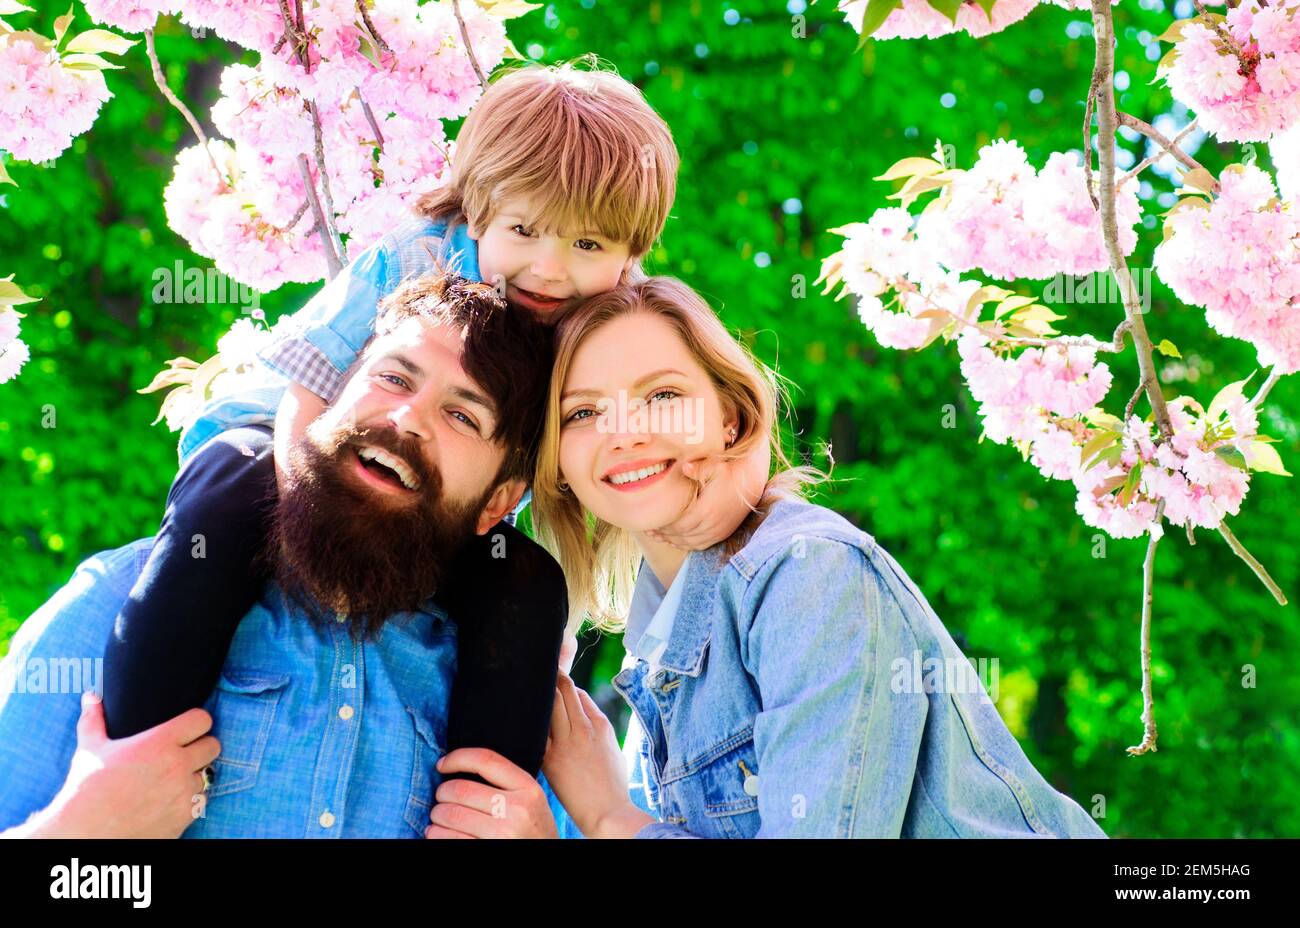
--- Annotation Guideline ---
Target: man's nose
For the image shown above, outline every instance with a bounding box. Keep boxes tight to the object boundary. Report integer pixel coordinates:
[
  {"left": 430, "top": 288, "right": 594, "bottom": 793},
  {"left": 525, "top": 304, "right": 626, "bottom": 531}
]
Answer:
[{"left": 385, "top": 402, "right": 433, "bottom": 442}]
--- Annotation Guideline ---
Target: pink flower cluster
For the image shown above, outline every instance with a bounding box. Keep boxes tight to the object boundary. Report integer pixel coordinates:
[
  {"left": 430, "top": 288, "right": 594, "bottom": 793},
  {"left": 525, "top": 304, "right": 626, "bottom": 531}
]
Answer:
[
  {"left": 82, "top": 0, "right": 178, "bottom": 33},
  {"left": 838, "top": 0, "right": 1111, "bottom": 42},
  {"left": 1165, "top": 1, "right": 1300, "bottom": 143},
  {"left": 163, "top": 0, "right": 506, "bottom": 287},
  {"left": 835, "top": 207, "right": 985, "bottom": 349},
  {"left": 915, "top": 140, "right": 1142, "bottom": 281},
  {"left": 0, "top": 309, "right": 29, "bottom": 385},
  {"left": 0, "top": 34, "right": 112, "bottom": 162},
  {"left": 1153, "top": 164, "right": 1300, "bottom": 375},
  {"left": 1076, "top": 399, "right": 1255, "bottom": 538}
]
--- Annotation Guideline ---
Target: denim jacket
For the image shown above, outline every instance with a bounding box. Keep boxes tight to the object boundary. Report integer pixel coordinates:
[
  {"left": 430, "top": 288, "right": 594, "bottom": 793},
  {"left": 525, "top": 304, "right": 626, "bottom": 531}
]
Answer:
[{"left": 614, "top": 496, "right": 1107, "bottom": 839}]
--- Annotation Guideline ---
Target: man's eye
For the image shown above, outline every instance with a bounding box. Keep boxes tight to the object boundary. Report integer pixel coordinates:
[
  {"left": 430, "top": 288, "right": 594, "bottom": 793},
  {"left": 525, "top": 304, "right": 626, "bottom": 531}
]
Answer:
[
  {"left": 378, "top": 373, "right": 409, "bottom": 390},
  {"left": 450, "top": 410, "right": 480, "bottom": 432}
]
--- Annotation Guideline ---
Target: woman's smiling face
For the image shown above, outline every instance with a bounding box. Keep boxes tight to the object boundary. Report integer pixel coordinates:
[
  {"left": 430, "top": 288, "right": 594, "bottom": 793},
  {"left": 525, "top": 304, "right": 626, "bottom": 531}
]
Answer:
[{"left": 558, "top": 312, "right": 737, "bottom": 533}]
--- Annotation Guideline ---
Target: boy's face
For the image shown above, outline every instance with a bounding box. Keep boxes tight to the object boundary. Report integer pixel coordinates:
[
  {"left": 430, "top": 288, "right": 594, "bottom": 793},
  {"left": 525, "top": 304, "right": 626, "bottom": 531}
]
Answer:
[{"left": 468, "top": 195, "right": 636, "bottom": 321}]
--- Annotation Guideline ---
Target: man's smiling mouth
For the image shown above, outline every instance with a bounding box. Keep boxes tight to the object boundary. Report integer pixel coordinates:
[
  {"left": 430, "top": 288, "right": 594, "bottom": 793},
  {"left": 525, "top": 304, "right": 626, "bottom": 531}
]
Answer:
[{"left": 354, "top": 445, "right": 421, "bottom": 491}]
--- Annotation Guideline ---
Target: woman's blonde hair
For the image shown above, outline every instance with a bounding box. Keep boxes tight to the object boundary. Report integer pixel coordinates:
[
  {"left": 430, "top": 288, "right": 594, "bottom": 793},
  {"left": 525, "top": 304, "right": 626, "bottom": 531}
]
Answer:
[
  {"left": 533, "top": 277, "right": 833, "bottom": 635},
  {"left": 415, "top": 55, "right": 679, "bottom": 260}
]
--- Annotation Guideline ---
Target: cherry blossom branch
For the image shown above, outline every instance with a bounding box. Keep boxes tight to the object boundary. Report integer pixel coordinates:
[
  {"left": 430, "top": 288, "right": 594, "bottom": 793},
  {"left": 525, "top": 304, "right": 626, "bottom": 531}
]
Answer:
[
  {"left": 1118, "top": 117, "right": 1201, "bottom": 186},
  {"left": 1116, "top": 112, "right": 1219, "bottom": 193},
  {"left": 1217, "top": 520, "right": 1289, "bottom": 606},
  {"left": 1091, "top": 1, "right": 1174, "bottom": 445},
  {"left": 144, "top": 29, "right": 224, "bottom": 186},
  {"left": 356, "top": 0, "right": 392, "bottom": 53},
  {"left": 1083, "top": 62, "right": 1100, "bottom": 210},
  {"left": 1192, "top": 0, "right": 1244, "bottom": 57},
  {"left": 298, "top": 154, "right": 341, "bottom": 277},
  {"left": 1248, "top": 368, "right": 1282, "bottom": 409},
  {"left": 451, "top": 0, "right": 489, "bottom": 92},
  {"left": 357, "top": 90, "right": 386, "bottom": 151},
  {"left": 1126, "top": 499, "right": 1165, "bottom": 756}
]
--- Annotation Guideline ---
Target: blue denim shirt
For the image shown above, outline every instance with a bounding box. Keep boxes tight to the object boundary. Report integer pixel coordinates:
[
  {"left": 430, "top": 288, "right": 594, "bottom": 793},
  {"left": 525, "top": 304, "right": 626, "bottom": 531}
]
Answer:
[
  {"left": 615, "top": 496, "right": 1107, "bottom": 839},
  {"left": 0, "top": 537, "right": 579, "bottom": 838}
]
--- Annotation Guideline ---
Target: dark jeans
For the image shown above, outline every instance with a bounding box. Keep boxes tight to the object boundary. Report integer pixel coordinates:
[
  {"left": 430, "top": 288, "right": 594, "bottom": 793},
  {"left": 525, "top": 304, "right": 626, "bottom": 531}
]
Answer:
[{"left": 102, "top": 425, "right": 566, "bottom": 781}]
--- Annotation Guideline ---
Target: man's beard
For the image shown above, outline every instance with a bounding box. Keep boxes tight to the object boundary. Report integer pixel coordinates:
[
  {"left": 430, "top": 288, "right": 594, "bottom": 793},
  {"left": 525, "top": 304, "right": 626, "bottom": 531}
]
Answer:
[{"left": 270, "top": 418, "right": 493, "bottom": 641}]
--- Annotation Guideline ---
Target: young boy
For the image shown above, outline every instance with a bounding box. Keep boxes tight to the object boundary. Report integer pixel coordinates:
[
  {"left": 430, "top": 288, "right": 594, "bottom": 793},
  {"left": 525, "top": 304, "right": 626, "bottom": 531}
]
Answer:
[{"left": 103, "top": 59, "right": 766, "bottom": 798}]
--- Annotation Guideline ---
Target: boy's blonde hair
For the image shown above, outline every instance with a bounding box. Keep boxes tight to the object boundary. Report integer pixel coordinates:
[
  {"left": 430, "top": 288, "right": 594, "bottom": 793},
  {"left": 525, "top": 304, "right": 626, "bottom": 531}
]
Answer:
[
  {"left": 416, "top": 55, "right": 679, "bottom": 260},
  {"left": 532, "top": 277, "right": 833, "bottom": 635}
]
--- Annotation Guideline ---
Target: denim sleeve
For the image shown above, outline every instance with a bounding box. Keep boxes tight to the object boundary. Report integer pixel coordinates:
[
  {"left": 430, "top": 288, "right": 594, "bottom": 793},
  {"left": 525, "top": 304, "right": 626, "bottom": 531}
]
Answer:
[
  {"left": 740, "top": 537, "right": 928, "bottom": 838},
  {"left": 256, "top": 234, "right": 397, "bottom": 401},
  {"left": 0, "top": 541, "right": 150, "bottom": 830}
]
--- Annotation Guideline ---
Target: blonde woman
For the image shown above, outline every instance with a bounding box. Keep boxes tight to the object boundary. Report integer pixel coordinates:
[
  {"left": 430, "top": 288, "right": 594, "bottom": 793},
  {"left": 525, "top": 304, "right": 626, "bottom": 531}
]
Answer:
[{"left": 432, "top": 277, "right": 1107, "bottom": 839}]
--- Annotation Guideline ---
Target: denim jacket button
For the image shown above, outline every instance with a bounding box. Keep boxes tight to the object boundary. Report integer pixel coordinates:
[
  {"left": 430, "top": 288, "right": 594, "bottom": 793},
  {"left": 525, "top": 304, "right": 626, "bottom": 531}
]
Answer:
[{"left": 743, "top": 773, "right": 760, "bottom": 797}]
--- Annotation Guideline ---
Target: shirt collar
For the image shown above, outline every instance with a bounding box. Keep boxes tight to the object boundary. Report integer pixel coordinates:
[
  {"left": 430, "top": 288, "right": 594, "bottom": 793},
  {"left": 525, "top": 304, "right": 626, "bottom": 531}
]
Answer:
[{"left": 625, "top": 545, "right": 729, "bottom": 678}]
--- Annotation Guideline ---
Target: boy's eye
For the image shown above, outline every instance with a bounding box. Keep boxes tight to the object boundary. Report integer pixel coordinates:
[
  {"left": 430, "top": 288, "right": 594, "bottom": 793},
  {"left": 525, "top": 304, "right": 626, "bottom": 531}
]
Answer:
[
  {"left": 576, "top": 239, "right": 601, "bottom": 251},
  {"left": 511, "top": 224, "right": 534, "bottom": 238}
]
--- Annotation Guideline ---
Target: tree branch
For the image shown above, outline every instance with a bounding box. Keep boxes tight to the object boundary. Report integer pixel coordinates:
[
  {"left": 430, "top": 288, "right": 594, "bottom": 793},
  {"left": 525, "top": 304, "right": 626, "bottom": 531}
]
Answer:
[
  {"left": 1118, "top": 117, "right": 1201, "bottom": 187},
  {"left": 451, "top": 0, "right": 488, "bottom": 92},
  {"left": 1116, "top": 112, "right": 1218, "bottom": 192},
  {"left": 144, "top": 29, "right": 224, "bottom": 186},
  {"left": 1126, "top": 499, "right": 1165, "bottom": 756},
  {"left": 1218, "top": 519, "right": 1289, "bottom": 606},
  {"left": 298, "top": 154, "right": 341, "bottom": 278},
  {"left": 356, "top": 0, "right": 392, "bottom": 53},
  {"left": 1248, "top": 368, "right": 1282, "bottom": 410}
]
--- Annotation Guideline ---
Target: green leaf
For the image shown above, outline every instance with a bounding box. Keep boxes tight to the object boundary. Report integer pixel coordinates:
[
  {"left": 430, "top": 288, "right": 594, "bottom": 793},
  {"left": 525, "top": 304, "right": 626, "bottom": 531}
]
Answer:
[
  {"left": 1117, "top": 463, "right": 1144, "bottom": 507},
  {"left": 1080, "top": 430, "right": 1119, "bottom": 469},
  {"left": 63, "top": 28, "right": 137, "bottom": 57},
  {"left": 874, "top": 156, "right": 944, "bottom": 182},
  {"left": 60, "top": 53, "right": 124, "bottom": 70},
  {"left": 0, "top": 278, "right": 39, "bottom": 307},
  {"left": 1242, "top": 440, "right": 1291, "bottom": 476},
  {"left": 52, "top": 4, "right": 73, "bottom": 47},
  {"left": 925, "top": 0, "right": 962, "bottom": 24},
  {"left": 1207, "top": 373, "right": 1256, "bottom": 421},
  {"left": 1154, "top": 339, "right": 1182, "bottom": 359},
  {"left": 858, "top": 0, "right": 902, "bottom": 38},
  {"left": 1179, "top": 166, "right": 1219, "bottom": 196},
  {"left": 0, "top": 159, "right": 14, "bottom": 187},
  {"left": 1214, "top": 445, "right": 1249, "bottom": 471},
  {"left": 974, "top": 0, "right": 996, "bottom": 22}
]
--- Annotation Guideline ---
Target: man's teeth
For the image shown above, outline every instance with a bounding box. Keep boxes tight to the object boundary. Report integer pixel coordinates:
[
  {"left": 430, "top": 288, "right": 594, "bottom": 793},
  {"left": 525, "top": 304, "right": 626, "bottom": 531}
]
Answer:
[
  {"left": 358, "top": 446, "right": 419, "bottom": 490},
  {"left": 608, "top": 462, "right": 668, "bottom": 486}
]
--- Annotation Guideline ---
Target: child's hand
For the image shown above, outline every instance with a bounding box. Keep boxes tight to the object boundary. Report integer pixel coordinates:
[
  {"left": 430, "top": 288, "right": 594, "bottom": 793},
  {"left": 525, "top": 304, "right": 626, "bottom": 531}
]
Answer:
[
  {"left": 425, "top": 748, "right": 559, "bottom": 839},
  {"left": 647, "top": 437, "right": 772, "bottom": 551}
]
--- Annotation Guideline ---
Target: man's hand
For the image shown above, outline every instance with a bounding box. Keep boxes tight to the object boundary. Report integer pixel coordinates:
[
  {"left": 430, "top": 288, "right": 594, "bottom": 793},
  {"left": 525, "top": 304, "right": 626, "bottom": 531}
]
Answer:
[
  {"left": 9, "top": 692, "right": 220, "bottom": 839},
  {"left": 646, "top": 437, "right": 771, "bottom": 551},
  {"left": 540, "top": 671, "right": 654, "bottom": 839},
  {"left": 425, "top": 748, "right": 559, "bottom": 839}
]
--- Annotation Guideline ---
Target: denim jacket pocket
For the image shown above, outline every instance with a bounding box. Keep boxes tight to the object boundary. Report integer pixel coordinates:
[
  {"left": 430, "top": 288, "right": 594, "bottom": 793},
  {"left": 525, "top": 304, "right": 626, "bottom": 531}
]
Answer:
[
  {"left": 947, "top": 691, "right": 1050, "bottom": 835},
  {"left": 663, "top": 726, "right": 760, "bottom": 838},
  {"left": 403, "top": 706, "right": 447, "bottom": 836},
  {"left": 207, "top": 670, "right": 290, "bottom": 798}
]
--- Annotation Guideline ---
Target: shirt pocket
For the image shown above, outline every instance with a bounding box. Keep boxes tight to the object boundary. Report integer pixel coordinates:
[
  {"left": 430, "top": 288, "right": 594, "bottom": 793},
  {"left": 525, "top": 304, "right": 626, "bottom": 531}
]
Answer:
[
  {"left": 207, "top": 670, "right": 290, "bottom": 799},
  {"left": 403, "top": 706, "right": 447, "bottom": 837},
  {"left": 664, "top": 726, "right": 761, "bottom": 838}
]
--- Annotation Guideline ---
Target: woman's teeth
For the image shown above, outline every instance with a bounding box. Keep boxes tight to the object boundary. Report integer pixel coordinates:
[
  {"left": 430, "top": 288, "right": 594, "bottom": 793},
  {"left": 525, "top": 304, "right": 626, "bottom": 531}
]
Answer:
[
  {"left": 608, "top": 461, "right": 668, "bottom": 486},
  {"left": 358, "top": 446, "right": 419, "bottom": 490}
]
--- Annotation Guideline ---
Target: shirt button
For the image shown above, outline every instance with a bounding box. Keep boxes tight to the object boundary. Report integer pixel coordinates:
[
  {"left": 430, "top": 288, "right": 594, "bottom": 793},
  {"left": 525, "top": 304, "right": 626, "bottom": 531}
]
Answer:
[
  {"left": 335, "top": 611, "right": 347, "bottom": 623},
  {"left": 338, "top": 704, "right": 354, "bottom": 720},
  {"left": 319, "top": 811, "right": 335, "bottom": 828},
  {"left": 743, "top": 774, "right": 760, "bottom": 797}
]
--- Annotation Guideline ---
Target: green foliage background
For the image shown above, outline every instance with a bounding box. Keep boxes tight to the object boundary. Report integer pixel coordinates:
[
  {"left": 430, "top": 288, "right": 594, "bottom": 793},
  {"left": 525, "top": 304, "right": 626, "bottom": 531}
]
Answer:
[{"left": 2, "top": 0, "right": 1296, "bottom": 837}]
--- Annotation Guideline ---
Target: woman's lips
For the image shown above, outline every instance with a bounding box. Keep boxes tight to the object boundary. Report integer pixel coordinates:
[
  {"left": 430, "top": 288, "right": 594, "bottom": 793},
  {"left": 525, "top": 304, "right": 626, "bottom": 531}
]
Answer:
[{"left": 602, "top": 459, "right": 676, "bottom": 493}]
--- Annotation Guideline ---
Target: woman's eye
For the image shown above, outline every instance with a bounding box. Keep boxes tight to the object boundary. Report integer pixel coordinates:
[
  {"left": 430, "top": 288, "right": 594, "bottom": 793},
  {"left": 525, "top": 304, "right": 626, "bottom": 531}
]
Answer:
[
  {"left": 649, "top": 389, "right": 679, "bottom": 403},
  {"left": 565, "top": 407, "right": 594, "bottom": 423}
]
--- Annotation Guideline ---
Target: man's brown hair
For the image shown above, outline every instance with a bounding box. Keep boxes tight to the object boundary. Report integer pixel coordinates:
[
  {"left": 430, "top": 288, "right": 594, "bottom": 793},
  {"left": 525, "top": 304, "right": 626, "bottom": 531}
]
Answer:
[{"left": 373, "top": 268, "right": 555, "bottom": 486}]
